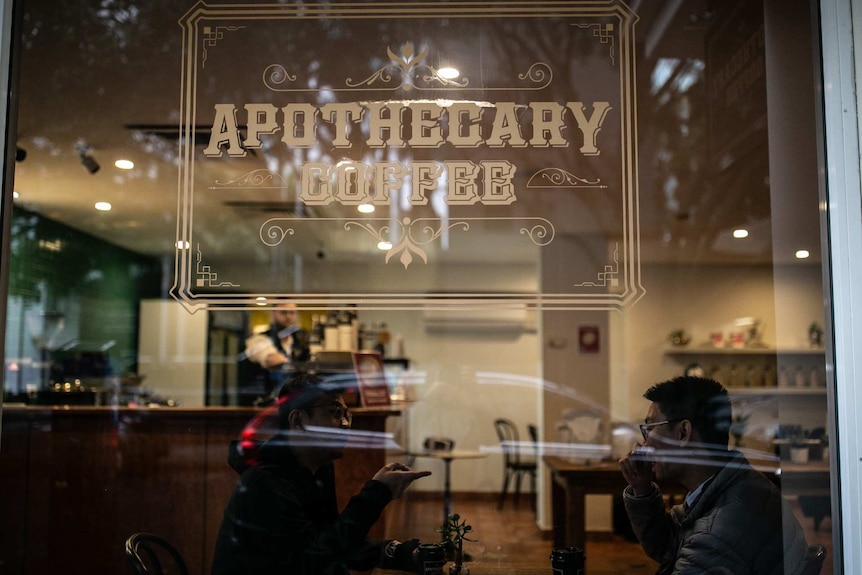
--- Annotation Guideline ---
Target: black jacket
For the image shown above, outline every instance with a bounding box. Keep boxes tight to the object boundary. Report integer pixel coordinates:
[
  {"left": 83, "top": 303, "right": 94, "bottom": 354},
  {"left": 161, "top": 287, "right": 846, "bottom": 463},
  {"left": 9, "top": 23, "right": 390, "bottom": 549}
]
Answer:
[
  {"left": 623, "top": 451, "right": 808, "bottom": 575},
  {"left": 211, "top": 438, "right": 391, "bottom": 575}
]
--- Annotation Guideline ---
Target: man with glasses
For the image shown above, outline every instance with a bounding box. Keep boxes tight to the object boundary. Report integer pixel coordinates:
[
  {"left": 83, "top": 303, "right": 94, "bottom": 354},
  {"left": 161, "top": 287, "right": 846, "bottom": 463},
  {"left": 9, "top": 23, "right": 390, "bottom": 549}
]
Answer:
[
  {"left": 212, "top": 373, "right": 431, "bottom": 575},
  {"left": 618, "top": 376, "right": 808, "bottom": 575}
]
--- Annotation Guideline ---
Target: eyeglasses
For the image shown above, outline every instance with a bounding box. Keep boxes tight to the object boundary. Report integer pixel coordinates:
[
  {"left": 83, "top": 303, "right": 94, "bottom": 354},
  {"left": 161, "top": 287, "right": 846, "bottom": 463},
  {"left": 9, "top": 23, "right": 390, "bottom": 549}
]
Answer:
[
  {"left": 310, "top": 403, "right": 352, "bottom": 424},
  {"left": 639, "top": 419, "right": 684, "bottom": 440}
]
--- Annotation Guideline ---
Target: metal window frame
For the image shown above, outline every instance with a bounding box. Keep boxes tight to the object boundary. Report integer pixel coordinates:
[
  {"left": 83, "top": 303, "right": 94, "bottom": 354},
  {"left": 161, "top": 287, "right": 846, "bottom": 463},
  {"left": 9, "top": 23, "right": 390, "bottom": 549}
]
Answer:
[{"left": 0, "top": 0, "right": 860, "bottom": 572}]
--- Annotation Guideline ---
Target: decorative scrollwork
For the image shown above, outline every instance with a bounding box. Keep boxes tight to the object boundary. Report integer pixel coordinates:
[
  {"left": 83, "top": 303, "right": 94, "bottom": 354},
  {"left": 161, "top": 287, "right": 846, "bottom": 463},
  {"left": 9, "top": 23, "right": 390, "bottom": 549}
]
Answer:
[
  {"left": 520, "top": 224, "right": 554, "bottom": 246},
  {"left": 212, "top": 169, "right": 285, "bottom": 189},
  {"left": 258, "top": 216, "right": 555, "bottom": 269},
  {"left": 574, "top": 243, "right": 620, "bottom": 287},
  {"left": 202, "top": 26, "right": 245, "bottom": 68},
  {"left": 517, "top": 63, "right": 553, "bottom": 88},
  {"left": 262, "top": 42, "right": 552, "bottom": 93},
  {"left": 195, "top": 244, "right": 239, "bottom": 287},
  {"left": 262, "top": 64, "right": 298, "bottom": 90},
  {"left": 527, "top": 168, "right": 608, "bottom": 189},
  {"left": 573, "top": 23, "right": 616, "bottom": 66},
  {"left": 260, "top": 224, "right": 295, "bottom": 247}
]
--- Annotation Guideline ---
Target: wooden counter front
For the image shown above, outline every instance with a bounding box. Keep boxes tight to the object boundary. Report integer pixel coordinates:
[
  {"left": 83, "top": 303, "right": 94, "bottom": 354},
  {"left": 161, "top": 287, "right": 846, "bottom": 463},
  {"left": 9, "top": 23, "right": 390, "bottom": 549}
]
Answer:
[{"left": 0, "top": 405, "right": 400, "bottom": 575}]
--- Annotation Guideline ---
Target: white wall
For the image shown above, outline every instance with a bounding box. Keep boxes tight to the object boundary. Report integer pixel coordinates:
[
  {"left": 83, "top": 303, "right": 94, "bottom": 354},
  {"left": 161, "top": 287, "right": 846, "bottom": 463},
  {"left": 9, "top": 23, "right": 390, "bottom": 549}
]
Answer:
[
  {"left": 360, "top": 264, "right": 542, "bottom": 495},
  {"left": 618, "top": 263, "right": 825, "bottom": 422},
  {"left": 137, "top": 299, "right": 209, "bottom": 407}
]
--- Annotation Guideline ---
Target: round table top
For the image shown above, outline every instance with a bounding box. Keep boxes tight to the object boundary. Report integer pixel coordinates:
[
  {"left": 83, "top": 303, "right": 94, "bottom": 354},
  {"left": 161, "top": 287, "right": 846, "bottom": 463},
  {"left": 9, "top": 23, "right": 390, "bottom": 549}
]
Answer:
[{"left": 406, "top": 449, "right": 489, "bottom": 461}]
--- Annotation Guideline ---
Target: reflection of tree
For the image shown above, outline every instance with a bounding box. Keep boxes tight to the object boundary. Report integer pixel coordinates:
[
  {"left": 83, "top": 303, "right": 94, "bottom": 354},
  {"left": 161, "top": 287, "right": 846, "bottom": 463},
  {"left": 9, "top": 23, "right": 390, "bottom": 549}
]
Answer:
[{"left": 648, "top": 59, "right": 711, "bottom": 249}]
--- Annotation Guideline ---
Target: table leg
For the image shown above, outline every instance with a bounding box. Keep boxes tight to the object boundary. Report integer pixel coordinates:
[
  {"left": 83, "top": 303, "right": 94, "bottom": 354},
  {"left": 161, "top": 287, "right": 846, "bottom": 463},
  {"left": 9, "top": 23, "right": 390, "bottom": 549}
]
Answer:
[
  {"left": 566, "top": 483, "right": 587, "bottom": 551},
  {"left": 443, "top": 458, "right": 452, "bottom": 524},
  {"left": 550, "top": 473, "right": 587, "bottom": 550}
]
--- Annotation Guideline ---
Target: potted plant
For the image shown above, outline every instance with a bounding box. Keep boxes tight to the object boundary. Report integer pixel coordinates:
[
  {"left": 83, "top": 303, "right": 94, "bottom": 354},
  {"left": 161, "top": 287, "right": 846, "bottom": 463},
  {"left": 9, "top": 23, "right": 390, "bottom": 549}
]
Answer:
[
  {"left": 436, "top": 513, "right": 476, "bottom": 575},
  {"left": 808, "top": 322, "right": 824, "bottom": 348},
  {"left": 788, "top": 430, "right": 811, "bottom": 464},
  {"left": 668, "top": 329, "right": 691, "bottom": 347}
]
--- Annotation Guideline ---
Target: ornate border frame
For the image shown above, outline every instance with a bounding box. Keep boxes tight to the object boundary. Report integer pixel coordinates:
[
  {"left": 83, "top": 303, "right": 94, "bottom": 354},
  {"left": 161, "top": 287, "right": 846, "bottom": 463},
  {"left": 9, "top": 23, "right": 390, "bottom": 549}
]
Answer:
[{"left": 173, "top": 1, "right": 642, "bottom": 312}]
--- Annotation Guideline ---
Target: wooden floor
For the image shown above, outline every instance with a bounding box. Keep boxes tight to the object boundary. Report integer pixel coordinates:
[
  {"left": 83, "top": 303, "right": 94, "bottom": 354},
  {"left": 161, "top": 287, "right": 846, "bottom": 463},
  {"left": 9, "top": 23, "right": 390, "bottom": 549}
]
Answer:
[
  {"left": 383, "top": 493, "right": 655, "bottom": 575},
  {"left": 381, "top": 493, "right": 834, "bottom": 575}
]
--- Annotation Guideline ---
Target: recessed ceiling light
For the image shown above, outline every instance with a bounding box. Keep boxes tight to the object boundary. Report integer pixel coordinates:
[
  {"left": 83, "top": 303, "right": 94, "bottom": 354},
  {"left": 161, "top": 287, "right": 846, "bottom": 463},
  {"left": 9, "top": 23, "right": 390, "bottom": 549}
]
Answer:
[
  {"left": 255, "top": 296, "right": 267, "bottom": 306},
  {"left": 114, "top": 159, "right": 134, "bottom": 170},
  {"left": 438, "top": 67, "right": 460, "bottom": 79},
  {"left": 377, "top": 240, "right": 393, "bottom": 251},
  {"left": 94, "top": 201, "right": 112, "bottom": 211},
  {"left": 358, "top": 204, "right": 375, "bottom": 214},
  {"left": 796, "top": 249, "right": 810, "bottom": 259},
  {"left": 732, "top": 229, "right": 749, "bottom": 239},
  {"left": 175, "top": 240, "right": 190, "bottom": 249}
]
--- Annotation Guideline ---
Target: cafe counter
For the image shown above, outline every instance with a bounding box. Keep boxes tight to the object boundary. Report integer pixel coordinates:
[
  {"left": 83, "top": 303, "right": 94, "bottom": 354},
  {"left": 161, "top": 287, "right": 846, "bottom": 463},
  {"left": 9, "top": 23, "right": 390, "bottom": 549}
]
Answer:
[{"left": 0, "top": 404, "right": 400, "bottom": 575}]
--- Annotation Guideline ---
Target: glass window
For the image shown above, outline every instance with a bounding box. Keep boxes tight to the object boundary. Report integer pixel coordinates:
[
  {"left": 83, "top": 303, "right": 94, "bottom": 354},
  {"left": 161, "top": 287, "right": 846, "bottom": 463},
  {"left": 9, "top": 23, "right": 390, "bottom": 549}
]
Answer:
[{"left": 0, "top": 1, "right": 838, "bottom": 574}]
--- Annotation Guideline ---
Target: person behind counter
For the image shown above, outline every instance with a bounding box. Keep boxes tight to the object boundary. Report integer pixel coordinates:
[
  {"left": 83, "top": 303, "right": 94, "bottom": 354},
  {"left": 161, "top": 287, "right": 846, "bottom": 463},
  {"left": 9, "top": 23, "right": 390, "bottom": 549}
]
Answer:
[
  {"left": 618, "top": 376, "right": 808, "bottom": 575},
  {"left": 212, "top": 372, "right": 431, "bottom": 575},
  {"left": 241, "top": 303, "right": 310, "bottom": 402}
]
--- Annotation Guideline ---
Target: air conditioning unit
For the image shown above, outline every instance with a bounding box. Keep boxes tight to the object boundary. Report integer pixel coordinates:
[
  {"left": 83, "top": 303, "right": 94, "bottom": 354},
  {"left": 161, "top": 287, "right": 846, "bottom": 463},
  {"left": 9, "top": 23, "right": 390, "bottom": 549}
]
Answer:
[{"left": 423, "top": 307, "right": 530, "bottom": 334}]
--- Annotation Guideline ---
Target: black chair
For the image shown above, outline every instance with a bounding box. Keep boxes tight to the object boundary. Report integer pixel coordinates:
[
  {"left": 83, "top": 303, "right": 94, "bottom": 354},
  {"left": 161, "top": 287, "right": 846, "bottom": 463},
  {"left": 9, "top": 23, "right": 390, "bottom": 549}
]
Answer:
[
  {"left": 424, "top": 436, "right": 455, "bottom": 451},
  {"left": 800, "top": 544, "right": 827, "bottom": 575},
  {"left": 494, "top": 418, "right": 537, "bottom": 509},
  {"left": 527, "top": 424, "right": 539, "bottom": 457},
  {"left": 125, "top": 533, "right": 189, "bottom": 575}
]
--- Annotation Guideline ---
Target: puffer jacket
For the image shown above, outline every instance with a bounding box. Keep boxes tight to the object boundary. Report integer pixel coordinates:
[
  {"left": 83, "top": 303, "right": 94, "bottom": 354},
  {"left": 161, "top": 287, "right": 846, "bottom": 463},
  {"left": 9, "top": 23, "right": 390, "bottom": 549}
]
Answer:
[
  {"left": 211, "top": 438, "right": 391, "bottom": 575},
  {"left": 623, "top": 451, "right": 808, "bottom": 575}
]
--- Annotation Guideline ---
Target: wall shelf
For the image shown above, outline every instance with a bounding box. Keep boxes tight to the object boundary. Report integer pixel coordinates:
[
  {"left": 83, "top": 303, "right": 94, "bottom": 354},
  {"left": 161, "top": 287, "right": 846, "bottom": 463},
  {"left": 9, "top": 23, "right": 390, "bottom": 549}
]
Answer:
[
  {"left": 727, "top": 387, "right": 826, "bottom": 397},
  {"left": 664, "top": 347, "right": 825, "bottom": 356}
]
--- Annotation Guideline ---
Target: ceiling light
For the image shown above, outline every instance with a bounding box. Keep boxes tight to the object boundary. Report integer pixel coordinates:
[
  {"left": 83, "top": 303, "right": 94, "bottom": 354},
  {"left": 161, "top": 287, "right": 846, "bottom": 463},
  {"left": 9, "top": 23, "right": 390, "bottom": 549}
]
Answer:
[
  {"left": 796, "top": 249, "right": 810, "bottom": 259},
  {"left": 358, "top": 204, "right": 375, "bottom": 214},
  {"left": 255, "top": 296, "right": 267, "bottom": 306},
  {"left": 94, "top": 202, "right": 112, "bottom": 211},
  {"left": 114, "top": 159, "right": 135, "bottom": 170},
  {"left": 732, "top": 229, "right": 749, "bottom": 239},
  {"left": 438, "top": 67, "right": 460, "bottom": 79},
  {"left": 175, "top": 240, "right": 190, "bottom": 249},
  {"left": 13, "top": 191, "right": 19, "bottom": 199},
  {"left": 377, "top": 240, "right": 393, "bottom": 251}
]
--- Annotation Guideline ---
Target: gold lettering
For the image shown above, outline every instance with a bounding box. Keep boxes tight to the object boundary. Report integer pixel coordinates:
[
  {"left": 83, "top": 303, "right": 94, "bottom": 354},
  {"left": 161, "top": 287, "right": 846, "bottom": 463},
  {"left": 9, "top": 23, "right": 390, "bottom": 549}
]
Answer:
[
  {"left": 204, "top": 104, "right": 245, "bottom": 157},
  {"left": 529, "top": 102, "right": 568, "bottom": 147},
  {"left": 481, "top": 161, "right": 517, "bottom": 204},
  {"left": 408, "top": 103, "right": 445, "bottom": 148},
  {"left": 411, "top": 161, "right": 443, "bottom": 205},
  {"left": 243, "top": 103, "right": 279, "bottom": 149},
  {"left": 446, "top": 103, "right": 484, "bottom": 147},
  {"left": 299, "top": 162, "right": 334, "bottom": 204},
  {"left": 281, "top": 103, "right": 317, "bottom": 147},
  {"left": 365, "top": 103, "right": 406, "bottom": 147},
  {"left": 567, "top": 102, "right": 612, "bottom": 156},
  {"left": 485, "top": 103, "right": 527, "bottom": 147},
  {"left": 319, "top": 103, "right": 364, "bottom": 147},
  {"left": 446, "top": 161, "right": 481, "bottom": 205}
]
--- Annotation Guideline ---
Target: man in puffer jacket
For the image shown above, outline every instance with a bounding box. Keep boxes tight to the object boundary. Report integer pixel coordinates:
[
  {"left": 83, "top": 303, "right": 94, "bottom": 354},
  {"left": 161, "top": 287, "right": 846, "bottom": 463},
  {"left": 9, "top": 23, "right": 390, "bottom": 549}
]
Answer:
[{"left": 619, "top": 376, "right": 809, "bottom": 575}]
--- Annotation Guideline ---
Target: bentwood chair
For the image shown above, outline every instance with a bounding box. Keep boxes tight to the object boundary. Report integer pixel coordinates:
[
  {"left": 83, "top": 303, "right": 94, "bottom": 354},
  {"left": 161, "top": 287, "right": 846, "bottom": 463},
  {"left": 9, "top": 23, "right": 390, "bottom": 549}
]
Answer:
[
  {"left": 800, "top": 544, "right": 827, "bottom": 575},
  {"left": 494, "top": 418, "right": 537, "bottom": 509},
  {"left": 125, "top": 533, "right": 189, "bottom": 575}
]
